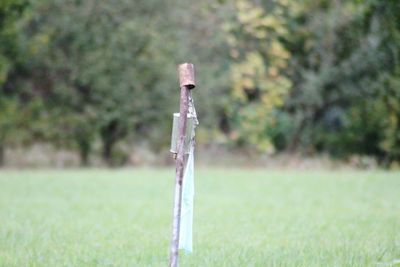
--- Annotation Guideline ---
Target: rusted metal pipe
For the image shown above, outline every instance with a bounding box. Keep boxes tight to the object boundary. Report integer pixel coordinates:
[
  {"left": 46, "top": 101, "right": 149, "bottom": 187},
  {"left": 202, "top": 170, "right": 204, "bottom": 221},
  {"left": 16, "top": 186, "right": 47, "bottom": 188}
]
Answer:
[
  {"left": 178, "top": 63, "right": 196, "bottom": 89},
  {"left": 169, "top": 63, "right": 195, "bottom": 267}
]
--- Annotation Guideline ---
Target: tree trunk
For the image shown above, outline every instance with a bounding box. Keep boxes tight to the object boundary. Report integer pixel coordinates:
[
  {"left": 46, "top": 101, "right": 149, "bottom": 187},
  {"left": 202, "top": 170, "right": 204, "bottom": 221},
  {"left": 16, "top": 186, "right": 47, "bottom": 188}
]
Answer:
[
  {"left": 0, "top": 144, "right": 4, "bottom": 167},
  {"left": 288, "top": 117, "right": 307, "bottom": 152},
  {"left": 102, "top": 139, "right": 114, "bottom": 166},
  {"left": 78, "top": 139, "right": 91, "bottom": 167},
  {"left": 100, "top": 120, "right": 126, "bottom": 167}
]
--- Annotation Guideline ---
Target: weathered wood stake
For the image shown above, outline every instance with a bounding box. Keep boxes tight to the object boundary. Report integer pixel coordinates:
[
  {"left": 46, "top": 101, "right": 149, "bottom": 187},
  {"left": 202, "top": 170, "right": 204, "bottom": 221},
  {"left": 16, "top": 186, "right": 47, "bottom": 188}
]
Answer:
[{"left": 169, "top": 63, "right": 195, "bottom": 267}]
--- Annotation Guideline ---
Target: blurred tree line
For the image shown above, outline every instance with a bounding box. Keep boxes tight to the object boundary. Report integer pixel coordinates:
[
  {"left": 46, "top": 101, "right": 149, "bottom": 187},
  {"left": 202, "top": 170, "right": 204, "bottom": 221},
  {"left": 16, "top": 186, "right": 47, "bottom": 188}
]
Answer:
[{"left": 0, "top": 0, "right": 399, "bottom": 167}]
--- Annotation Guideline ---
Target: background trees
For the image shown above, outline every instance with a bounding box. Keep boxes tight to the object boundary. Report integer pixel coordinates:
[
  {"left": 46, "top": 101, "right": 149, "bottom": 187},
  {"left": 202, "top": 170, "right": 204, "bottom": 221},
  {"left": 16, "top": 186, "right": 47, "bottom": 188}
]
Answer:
[
  {"left": 282, "top": 0, "right": 400, "bottom": 164},
  {"left": 0, "top": 0, "right": 32, "bottom": 166},
  {"left": 20, "top": 0, "right": 177, "bottom": 165},
  {"left": 0, "top": 0, "right": 399, "bottom": 167}
]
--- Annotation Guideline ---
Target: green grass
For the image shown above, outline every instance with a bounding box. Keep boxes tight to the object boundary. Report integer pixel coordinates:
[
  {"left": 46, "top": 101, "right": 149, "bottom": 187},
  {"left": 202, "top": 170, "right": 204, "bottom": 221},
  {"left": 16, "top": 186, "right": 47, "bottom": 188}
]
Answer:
[{"left": 0, "top": 169, "right": 399, "bottom": 267}]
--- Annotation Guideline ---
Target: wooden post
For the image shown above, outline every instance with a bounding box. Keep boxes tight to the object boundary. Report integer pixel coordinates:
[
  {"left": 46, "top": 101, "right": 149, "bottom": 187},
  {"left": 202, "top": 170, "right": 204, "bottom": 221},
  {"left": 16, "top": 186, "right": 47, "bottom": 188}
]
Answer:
[{"left": 169, "top": 63, "right": 195, "bottom": 267}]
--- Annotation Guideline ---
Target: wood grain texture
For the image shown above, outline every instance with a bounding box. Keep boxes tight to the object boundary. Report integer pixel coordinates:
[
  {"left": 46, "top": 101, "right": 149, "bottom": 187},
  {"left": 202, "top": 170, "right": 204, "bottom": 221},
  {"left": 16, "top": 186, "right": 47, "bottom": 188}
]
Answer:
[{"left": 169, "top": 85, "right": 190, "bottom": 267}]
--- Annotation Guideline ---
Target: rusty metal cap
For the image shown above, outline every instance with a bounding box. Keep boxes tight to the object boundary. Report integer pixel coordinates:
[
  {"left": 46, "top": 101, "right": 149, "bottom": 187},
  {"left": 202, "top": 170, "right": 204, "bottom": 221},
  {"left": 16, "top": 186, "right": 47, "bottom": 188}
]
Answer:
[{"left": 178, "top": 63, "right": 195, "bottom": 89}]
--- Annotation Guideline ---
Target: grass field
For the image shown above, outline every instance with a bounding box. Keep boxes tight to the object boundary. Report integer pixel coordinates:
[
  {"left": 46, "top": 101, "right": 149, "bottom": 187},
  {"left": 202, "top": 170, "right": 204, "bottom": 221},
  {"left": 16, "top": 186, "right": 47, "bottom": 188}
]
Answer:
[{"left": 0, "top": 169, "right": 399, "bottom": 267}]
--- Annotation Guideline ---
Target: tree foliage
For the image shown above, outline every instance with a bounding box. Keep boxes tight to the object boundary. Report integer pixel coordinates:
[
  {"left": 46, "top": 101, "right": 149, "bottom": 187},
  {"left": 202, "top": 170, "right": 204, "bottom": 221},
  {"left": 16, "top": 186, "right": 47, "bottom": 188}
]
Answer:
[
  {"left": 21, "top": 0, "right": 177, "bottom": 165},
  {"left": 222, "top": 0, "right": 292, "bottom": 151},
  {"left": 0, "top": 0, "right": 399, "bottom": 166}
]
